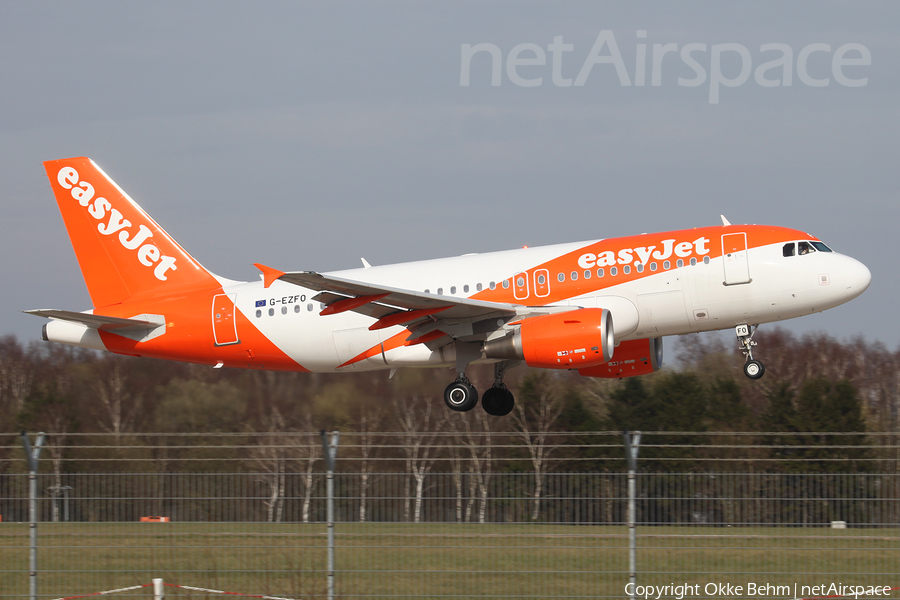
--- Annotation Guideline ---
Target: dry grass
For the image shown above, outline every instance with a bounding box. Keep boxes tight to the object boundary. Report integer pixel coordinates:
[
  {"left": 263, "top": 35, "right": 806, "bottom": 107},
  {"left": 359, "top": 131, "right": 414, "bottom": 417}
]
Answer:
[{"left": 0, "top": 523, "right": 897, "bottom": 599}]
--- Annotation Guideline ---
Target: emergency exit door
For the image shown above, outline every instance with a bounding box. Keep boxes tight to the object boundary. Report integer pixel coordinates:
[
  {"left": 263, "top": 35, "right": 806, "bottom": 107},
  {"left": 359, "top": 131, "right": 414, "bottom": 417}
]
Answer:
[
  {"left": 212, "top": 294, "right": 240, "bottom": 346},
  {"left": 722, "top": 232, "right": 751, "bottom": 285}
]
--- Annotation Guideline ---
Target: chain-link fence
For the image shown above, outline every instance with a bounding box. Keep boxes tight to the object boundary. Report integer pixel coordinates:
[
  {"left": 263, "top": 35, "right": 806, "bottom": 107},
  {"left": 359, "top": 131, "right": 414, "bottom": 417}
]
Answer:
[{"left": 1, "top": 432, "right": 898, "bottom": 599}]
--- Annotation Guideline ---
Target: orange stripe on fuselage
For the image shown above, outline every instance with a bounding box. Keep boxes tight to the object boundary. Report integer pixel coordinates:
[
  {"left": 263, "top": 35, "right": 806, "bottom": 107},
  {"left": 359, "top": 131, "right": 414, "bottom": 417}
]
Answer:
[
  {"left": 471, "top": 225, "right": 812, "bottom": 305},
  {"left": 337, "top": 329, "right": 448, "bottom": 368},
  {"left": 95, "top": 288, "right": 309, "bottom": 372}
]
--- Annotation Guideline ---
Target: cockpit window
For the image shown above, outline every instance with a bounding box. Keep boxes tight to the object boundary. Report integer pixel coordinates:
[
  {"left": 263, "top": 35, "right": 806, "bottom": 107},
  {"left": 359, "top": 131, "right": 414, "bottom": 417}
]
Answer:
[
  {"left": 798, "top": 241, "right": 815, "bottom": 255},
  {"left": 811, "top": 241, "right": 832, "bottom": 252},
  {"left": 783, "top": 243, "right": 795, "bottom": 257}
]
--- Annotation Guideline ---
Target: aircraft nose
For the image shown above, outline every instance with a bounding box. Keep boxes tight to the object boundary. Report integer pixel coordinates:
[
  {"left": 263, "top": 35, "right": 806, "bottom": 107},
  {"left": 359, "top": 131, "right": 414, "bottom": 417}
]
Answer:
[{"left": 843, "top": 257, "right": 872, "bottom": 300}]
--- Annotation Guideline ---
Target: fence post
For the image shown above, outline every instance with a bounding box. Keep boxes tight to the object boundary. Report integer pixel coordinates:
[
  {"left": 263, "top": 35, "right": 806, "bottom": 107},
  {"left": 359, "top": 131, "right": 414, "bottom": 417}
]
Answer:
[
  {"left": 21, "top": 431, "right": 46, "bottom": 600},
  {"left": 321, "top": 430, "right": 340, "bottom": 600},
  {"left": 622, "top": 431, "right": 641, "bottom": 600},
  {"left": 152, "top": 578, "right": 165, "bottom": 599}
]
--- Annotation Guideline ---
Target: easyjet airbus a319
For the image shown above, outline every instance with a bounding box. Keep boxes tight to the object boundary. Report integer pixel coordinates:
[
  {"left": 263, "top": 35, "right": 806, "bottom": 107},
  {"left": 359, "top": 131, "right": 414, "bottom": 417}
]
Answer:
[{"left": 28, "top": 157, "right": 872, "bottom": 416}]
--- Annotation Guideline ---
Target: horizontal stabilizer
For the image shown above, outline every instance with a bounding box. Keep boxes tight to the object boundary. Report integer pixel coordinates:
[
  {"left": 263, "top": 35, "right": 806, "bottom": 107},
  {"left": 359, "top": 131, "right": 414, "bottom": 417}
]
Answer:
[{"left": 24, "top": 309, "right": 164, "bottom": 333}]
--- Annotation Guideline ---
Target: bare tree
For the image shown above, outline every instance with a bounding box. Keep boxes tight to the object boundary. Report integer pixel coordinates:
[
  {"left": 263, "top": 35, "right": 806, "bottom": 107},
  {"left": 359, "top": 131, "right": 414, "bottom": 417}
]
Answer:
[
  {"left": 0, "top": 336, "right": 35, "bottom": 420},
  {"left": 95, "top": 358, "right": 141, "bottom": 441},
  {"left": 450, "top": 410, "right": 494, "bottom": 523},
  {"left": 355, "top": 402, "right": 386, "bottom": 523},
  {"left": 294, "top": 414, "right": 321, "bottom": 523},
  {"left": 511, "top": 372, "right": 565, "bottom": 521},
  {"left": 393, "top": 393, "right": 446, "bottom": 523},
  {"left": 247, "top": 408, "right": 289, "bottom": 523}
]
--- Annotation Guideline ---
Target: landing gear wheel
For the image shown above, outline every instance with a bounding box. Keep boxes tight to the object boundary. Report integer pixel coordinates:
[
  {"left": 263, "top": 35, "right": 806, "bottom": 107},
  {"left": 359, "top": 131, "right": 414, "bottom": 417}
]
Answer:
[
  {"left": 743, "top": 360, "right": 765, "bottom": 379},
  {"left": 482, "top": 387, "right": 515, "bottom": 416},
  {"left": 444, "top": 380, "right": 478, "bottom": 412}
]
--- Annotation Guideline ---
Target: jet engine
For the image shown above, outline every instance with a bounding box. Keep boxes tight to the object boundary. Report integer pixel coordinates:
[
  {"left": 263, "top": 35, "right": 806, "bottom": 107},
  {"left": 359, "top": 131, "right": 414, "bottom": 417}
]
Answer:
[
  {"left": 577, "top": 337, "right": 663, "bottom": 379},
  {"left": 483, "top": 308, "right": 614, "bottom": 369}
]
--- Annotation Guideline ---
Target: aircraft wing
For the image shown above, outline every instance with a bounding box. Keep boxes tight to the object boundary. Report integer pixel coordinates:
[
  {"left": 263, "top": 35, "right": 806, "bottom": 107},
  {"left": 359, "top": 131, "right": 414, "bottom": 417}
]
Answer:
[{"left": 275, "top": 270, "right": 574, "bottom": 343}]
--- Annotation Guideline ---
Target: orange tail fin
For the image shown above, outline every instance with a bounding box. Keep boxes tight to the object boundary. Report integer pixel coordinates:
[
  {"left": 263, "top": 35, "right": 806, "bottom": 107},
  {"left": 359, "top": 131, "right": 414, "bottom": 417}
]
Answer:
[{"left": 44, "top": 157, "right": 220, "bottom": 308}]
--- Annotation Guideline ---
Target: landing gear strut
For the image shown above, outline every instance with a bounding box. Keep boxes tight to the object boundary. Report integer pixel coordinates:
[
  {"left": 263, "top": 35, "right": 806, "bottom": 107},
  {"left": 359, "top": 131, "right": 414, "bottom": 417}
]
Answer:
[
  {"left": 736, "top": 324, "right": 765, "bottom": 379},
  {"left": 444, "top": 374, "right": 478, "bottom": 412},
  {"left": 482, "top": 361, "right": 516, "bottom": 417}
]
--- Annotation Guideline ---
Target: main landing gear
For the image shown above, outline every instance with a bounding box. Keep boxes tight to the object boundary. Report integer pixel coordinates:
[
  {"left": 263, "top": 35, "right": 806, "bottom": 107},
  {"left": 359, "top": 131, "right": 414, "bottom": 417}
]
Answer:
[
  {"left": 736, "top": 324, "right": 765, "bottom": 379},
  {"left": 444, "top": 374, "right": 479, "bottom": 412},
  {"left": 443, "top": 361, "right": 517, "bottom": 416}
]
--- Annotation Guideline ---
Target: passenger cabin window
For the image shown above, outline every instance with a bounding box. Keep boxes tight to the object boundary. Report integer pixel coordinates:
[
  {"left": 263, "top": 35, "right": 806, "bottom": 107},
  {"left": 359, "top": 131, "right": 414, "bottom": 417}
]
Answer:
[
  {"left": 798, "top": 241, "right": 815, "bottom": 255},
  {"left": 783, "top": 243, "right": 795, "bottom": 257}
]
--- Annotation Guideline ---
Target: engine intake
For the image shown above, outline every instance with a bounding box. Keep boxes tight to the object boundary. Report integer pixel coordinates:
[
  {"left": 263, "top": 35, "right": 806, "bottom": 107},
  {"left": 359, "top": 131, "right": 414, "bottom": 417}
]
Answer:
[{"left": 483, "top": 308, "right": 614, "bottom": 369}]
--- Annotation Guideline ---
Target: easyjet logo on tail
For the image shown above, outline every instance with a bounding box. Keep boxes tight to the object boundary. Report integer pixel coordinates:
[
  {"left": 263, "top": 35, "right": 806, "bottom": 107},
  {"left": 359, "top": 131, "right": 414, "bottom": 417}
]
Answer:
[{"left": 57, "top": 167, "right": 178, "bottom": 281}]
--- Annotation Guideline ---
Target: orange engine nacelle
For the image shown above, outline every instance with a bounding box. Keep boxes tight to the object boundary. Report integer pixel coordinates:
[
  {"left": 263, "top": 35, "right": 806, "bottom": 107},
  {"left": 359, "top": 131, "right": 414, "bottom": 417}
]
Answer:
[
  {"left": 483, "top": 308, "right": 614, "bottom": 369},
  {"left": 577, "top": 337, "right": 663, "bottom": 379}
]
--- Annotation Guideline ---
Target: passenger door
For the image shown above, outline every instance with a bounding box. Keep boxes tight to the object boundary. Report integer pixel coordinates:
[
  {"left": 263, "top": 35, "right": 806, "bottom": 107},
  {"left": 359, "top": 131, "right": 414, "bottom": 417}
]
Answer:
[
  {"left": 722, "top": 232, "right": 751, "bottom": 285},
  {"left": 212, "top": 294, "right": 240, "bottom": 346}
]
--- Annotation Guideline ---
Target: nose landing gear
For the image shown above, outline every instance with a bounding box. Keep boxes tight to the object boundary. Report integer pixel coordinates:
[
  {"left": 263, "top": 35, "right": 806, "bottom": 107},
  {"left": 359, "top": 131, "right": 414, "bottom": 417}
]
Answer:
[{"left": 736, "top": 324, "right": 765, "bottom": 379}]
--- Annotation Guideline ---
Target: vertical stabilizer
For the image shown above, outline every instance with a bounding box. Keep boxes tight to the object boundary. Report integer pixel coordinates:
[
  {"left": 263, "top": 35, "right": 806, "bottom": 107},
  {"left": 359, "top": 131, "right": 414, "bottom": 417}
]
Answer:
[{"left": 44, "top": 157, "right": 219, "bottom": 308}]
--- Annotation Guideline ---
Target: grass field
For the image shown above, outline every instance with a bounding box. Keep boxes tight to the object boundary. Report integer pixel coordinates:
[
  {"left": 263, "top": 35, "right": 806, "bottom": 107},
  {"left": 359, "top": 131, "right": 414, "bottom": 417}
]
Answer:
[{"left": 1, "top": 523, "right": 898, "bottom": 599}]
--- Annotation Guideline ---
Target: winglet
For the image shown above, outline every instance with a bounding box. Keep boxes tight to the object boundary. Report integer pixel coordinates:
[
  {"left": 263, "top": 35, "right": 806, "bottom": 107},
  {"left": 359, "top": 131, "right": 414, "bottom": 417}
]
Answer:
[
  {"left": 720, "top": 215, "right": 732, "bottom": 226},
  {"left": 253, "top": 263, "right": 285, "bottom": 288},
  {"left": 361, "top": 258, "right": 372, "bottom": 269}
]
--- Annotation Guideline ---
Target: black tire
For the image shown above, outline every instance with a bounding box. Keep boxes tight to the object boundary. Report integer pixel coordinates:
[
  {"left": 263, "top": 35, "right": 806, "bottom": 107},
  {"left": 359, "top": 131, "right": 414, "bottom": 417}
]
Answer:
[
  {"left": 482, "top": 387, "right": 515, "bottom": 416},
  {"left": 743, "top": 360, "right": 765, "bottom": 379},
  {"left": 444, "top": 381, "right": 478, "bottom": 411}
]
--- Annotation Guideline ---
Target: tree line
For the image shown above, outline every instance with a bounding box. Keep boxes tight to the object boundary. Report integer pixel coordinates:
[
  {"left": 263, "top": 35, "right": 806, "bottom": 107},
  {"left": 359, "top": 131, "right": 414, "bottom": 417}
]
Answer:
[{"left": 0, "top": 327, "right": 897, "bottom": 479}]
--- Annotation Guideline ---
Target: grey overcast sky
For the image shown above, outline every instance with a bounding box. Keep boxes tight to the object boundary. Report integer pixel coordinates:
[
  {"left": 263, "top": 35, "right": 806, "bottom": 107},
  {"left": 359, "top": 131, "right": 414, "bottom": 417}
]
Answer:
[{"left": 1, "top": 1, "right": 896, "bottom": 349}]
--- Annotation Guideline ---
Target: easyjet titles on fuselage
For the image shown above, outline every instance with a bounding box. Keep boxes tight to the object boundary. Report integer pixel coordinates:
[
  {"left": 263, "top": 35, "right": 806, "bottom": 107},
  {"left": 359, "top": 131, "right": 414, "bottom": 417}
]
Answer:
[
  {"left": 56, "top": 166, "right": 178, "bottom": 281},
  {"left": 577, "top": 236, "right": 711, "bottom": 270}
]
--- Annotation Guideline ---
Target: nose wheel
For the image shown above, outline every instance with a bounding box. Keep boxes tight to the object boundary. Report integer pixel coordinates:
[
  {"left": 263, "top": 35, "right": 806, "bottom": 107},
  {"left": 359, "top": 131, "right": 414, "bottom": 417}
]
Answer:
[{"left": 736, "top": 324, "right": 765, "bottom": 379}]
